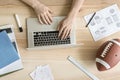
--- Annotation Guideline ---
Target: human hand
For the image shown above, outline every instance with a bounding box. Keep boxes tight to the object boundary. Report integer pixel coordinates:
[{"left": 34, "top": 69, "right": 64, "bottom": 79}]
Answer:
[
  {"left": 57, "top": 17, "right": 75, "bottom": 40},
  {"left": 33, "top": 2, "right": 53, "bottom": 25}
]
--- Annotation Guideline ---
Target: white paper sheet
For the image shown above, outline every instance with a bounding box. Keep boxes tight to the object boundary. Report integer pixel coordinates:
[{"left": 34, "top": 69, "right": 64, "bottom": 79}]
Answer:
[
  {"left": 84, "top": 4, "right": 120, "bottom": 41},
  {"left": 30, "top": 65, "right": 54, "bottom": 80}
]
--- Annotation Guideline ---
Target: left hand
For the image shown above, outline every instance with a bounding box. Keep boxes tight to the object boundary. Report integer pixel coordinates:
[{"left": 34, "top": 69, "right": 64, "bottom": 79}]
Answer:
[
  {"left": 33, "top": 3, "right": 53, "bottom": 25},
  {"left": 57, "top": 16, "right": 75, "bottom": 40}
]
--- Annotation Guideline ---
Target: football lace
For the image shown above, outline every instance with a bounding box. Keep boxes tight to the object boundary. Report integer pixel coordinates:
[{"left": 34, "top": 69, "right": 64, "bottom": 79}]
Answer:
[{"left": 100, "top": 42, "right": 113, "bottom": 58}]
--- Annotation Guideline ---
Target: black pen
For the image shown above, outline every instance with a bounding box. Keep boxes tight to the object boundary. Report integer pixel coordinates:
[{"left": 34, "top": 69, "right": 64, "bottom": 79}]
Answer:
[{"left": 86, "top": 12, "right": 96, "bottom": 27}]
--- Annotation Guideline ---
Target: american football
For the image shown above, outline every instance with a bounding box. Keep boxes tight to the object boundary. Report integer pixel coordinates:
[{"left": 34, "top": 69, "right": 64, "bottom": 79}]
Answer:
[{"left": 96, "top": 39, "right": 120, "bottom": 71}]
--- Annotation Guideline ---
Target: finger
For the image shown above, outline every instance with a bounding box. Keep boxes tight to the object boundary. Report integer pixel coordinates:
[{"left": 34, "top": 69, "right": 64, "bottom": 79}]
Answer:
[
  {"left": 38, "top": 15, "right": 43, "bottom": 24},
  {"left": 58, "top": 25, "right": 65, "bottom": 38},
  {"left": 40, "top": 15, "right": 46, "bottom": 24},
  {"left": 67, "top": 29, "right": 71, "bottom": 38},
  {"left": 61, "top": 27, "right": 68, "bottom": 40},
  {"left": 47, "top": 12, "right": 53, "bottom": 23},
  {"left": 64, "top": 28, "right": 70, "bottom": 39},
  {"left": 41, "top": 14, "right": 48, "bottom": 24},
  {"left": 44, "top": 14, "right": 51, "bottom": 25},
  {"left": 48, "top": 8, "right": 53, "bottom": 14},
  {"left": 57, "top": 22, "right": 61, "bottom": 31},
  {"left": 57, "top": 23, "right": 62, "bottom": 38},
  {"left": 57, "top": 18, "right": 65, "bottom": 30}
]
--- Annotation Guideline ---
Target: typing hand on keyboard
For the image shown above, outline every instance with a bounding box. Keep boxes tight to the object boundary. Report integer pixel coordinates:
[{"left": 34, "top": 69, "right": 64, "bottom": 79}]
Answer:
[{"left": 57, "top": 17, "right": 75, "bottom": 40}]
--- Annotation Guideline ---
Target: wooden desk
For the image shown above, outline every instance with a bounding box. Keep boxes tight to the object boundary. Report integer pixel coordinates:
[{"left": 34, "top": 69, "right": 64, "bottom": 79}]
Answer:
[{"left": 0, "top": 0, "right": 120, "bottom": 80}]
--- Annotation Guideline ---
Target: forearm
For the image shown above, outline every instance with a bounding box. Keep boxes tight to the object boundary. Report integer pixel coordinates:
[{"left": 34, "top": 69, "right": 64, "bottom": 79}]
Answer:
[
  {"left": 68, "top": 0, "right": 84, "bottom": 18},
  {"left": 21, "top": 0, "right": 42, "bottom": 9}
]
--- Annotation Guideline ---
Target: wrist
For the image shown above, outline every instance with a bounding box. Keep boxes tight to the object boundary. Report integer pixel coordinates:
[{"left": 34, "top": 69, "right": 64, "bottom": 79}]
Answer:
[
  {"left": 32, "top": 0, "right": 43, "bottom": 9},
  {"left": 67, "top": 11, "right": 77, "bottom": 20}
]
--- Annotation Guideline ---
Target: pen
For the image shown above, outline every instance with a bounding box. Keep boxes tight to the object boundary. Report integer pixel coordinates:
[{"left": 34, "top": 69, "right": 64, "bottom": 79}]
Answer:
[
  {"left": 14, "top": 14, "right": 23, "bottom": 32},
  {"left": 86, "top": 12, "right": 96, "bottom": 27}
]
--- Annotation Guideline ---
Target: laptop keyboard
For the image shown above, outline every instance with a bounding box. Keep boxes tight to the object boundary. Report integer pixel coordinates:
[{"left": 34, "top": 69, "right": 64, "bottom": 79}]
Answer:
[{"left": 33, "top": 31, "right": 71, "bottom": 47}]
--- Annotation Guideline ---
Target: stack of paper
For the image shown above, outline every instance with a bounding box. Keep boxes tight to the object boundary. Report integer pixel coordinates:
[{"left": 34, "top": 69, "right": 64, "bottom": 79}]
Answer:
[
  {"left": 84, "top": 4, "right": 120, "bottom": 41},
  {"left": 0, "top": 24, "right": 23, "bottom": 76},
  {"left": 30, "top": 65, "right": 54, "bottom": 80}
]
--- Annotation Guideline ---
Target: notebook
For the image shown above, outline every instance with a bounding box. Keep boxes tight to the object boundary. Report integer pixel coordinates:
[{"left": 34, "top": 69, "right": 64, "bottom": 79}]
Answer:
[
  {"left": 0, "top": 31, "right": 19, "bottom": 69},
  {"left": 0, "top": 24, "right": 23, "bottom": 76}
]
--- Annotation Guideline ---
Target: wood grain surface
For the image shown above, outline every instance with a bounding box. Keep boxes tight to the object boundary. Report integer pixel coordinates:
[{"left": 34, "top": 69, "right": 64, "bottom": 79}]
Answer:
[{"left": 0, "top": 0, "right": 120, "bottom": 80}]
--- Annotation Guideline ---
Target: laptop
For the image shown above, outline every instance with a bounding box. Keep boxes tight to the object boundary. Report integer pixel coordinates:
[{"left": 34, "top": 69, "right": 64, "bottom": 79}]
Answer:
[{"left": 27, "top": 17, "right": 77, "bottom": 50}]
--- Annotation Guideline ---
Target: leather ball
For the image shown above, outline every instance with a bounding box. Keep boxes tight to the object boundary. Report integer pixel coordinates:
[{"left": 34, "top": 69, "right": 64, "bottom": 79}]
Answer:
[{"left": 96, "top": 39, "right": 120, "bottom": 71}]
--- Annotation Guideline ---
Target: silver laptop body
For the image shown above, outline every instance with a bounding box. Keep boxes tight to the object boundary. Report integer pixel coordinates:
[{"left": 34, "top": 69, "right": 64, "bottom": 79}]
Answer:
[{"left": 27, "top": 17, "right": 76, "bottom": 50}]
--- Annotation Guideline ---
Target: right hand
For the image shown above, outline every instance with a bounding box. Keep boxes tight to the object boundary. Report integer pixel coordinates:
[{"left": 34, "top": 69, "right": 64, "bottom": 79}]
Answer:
[{"left": 34, "top": 3, "right": 53, "bottom": 25}]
